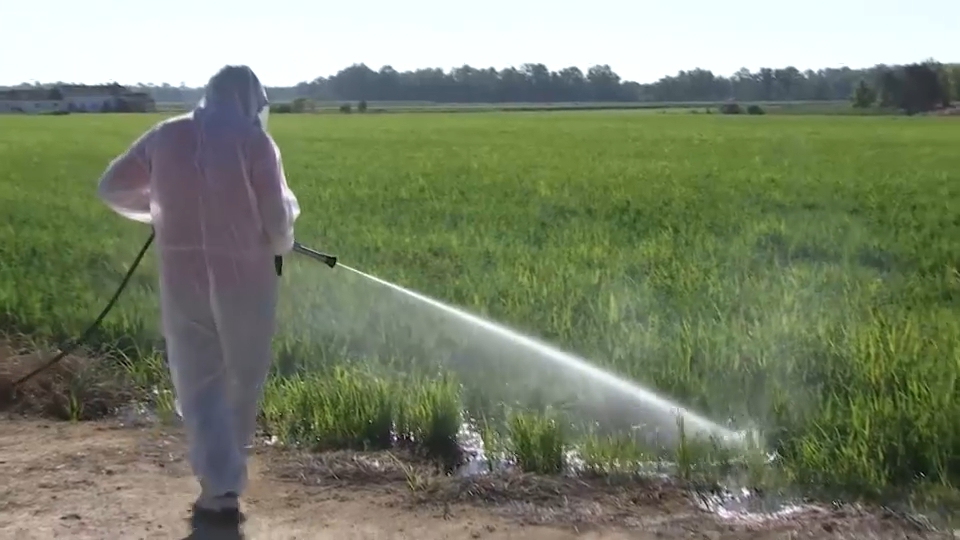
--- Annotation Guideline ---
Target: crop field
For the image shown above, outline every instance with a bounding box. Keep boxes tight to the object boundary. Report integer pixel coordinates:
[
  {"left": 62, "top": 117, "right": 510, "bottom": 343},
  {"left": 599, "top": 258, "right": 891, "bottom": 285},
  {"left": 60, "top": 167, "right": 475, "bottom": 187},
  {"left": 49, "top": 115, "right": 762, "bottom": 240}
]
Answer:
[{"left": 1, "top": 110, "right": 959, "bottom": 513}]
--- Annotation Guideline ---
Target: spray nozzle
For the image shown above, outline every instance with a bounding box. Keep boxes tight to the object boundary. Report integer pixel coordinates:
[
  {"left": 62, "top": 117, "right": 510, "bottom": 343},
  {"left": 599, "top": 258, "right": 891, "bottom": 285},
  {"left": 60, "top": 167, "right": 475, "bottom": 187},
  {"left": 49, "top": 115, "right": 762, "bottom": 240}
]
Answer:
[{"left": 293, "top": 242, "right": 338, "bottom": 268}]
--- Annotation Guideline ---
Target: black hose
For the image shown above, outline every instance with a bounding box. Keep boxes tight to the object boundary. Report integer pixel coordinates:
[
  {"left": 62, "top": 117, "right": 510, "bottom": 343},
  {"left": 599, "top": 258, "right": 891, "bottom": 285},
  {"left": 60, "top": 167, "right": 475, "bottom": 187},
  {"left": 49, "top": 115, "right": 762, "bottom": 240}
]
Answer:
[{"left": 11, "top": 230, "right": 156, "bottom": 389}]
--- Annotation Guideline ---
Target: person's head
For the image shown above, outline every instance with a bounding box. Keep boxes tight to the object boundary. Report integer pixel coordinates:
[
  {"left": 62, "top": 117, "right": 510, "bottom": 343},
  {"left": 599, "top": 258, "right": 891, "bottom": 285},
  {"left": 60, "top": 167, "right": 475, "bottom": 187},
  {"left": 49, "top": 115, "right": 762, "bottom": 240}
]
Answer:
[{"left": 199, "top": 65, "right": 269, "bottom": 128}]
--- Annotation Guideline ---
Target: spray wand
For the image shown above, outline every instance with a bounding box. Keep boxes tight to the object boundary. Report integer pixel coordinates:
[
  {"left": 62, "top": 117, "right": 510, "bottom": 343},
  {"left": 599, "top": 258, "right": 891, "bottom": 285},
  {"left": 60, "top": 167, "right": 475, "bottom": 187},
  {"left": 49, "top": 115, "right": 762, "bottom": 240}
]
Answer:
[
  {"left": 274, "top": 242, "right": 337, "bottom": 276},
  {"left": 293, "top": 242, "right": 338, "bottom": 268}
]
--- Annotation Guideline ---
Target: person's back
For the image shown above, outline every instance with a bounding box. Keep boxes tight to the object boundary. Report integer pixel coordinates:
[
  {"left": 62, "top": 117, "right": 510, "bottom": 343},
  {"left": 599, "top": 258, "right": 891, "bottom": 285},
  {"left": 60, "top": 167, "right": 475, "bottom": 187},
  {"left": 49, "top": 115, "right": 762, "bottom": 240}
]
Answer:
[
  {"left": 147, "top": 111, "right": 289, "bottom": 293},
  {"left": 95, "top": 65, "right": 299, "bottom": 529}
]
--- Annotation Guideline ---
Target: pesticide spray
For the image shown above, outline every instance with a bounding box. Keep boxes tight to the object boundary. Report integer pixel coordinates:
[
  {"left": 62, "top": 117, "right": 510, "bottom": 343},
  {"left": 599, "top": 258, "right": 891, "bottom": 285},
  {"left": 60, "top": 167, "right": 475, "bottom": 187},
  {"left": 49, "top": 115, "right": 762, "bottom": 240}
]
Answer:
[
  {"left": 14, "top": 235, "right": 743, "bottom": 449},
  {"left": 295, "top": 249, "right": 745, "bottom": 447}
]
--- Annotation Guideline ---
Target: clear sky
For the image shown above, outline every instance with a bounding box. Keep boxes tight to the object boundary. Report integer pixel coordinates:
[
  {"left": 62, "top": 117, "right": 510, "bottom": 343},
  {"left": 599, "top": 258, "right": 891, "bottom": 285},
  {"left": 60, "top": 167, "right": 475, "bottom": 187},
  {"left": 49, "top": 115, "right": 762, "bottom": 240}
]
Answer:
[{"left": 1, "top": 0, "right": 954, "bottom": 87}]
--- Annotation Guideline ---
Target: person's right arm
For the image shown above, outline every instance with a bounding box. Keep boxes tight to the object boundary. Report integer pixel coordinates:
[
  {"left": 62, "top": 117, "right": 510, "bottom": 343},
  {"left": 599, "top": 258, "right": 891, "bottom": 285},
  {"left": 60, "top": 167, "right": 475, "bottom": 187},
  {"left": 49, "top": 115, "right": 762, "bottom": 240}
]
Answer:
[
  {"left": 248, "top": 131, "right": 301, "bottom": 255},
  {"left": 96, "top": 128, "right": 155, "bottom": 224}
]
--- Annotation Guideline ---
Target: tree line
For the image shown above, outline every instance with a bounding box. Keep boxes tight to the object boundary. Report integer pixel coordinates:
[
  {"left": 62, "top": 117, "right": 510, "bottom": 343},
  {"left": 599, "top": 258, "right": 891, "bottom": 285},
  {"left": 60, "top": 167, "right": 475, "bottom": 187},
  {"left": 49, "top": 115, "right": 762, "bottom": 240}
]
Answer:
[
  {"left": 136, "top": 60, "right": 960, "bottom": 114},
  {"left": 850, "top": 62, "right": 958, "bottom": 114},
  {"left": 9, "top": 59, "right": 959, "bottom": 114}
]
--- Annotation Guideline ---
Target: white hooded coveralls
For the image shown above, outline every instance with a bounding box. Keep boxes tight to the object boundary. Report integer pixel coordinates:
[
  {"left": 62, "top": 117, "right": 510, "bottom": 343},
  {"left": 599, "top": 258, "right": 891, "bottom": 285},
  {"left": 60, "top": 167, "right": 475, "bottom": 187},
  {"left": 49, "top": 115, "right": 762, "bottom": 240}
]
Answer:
[{"left": 96, "top": 65, "right": 300, "bottom": 506}]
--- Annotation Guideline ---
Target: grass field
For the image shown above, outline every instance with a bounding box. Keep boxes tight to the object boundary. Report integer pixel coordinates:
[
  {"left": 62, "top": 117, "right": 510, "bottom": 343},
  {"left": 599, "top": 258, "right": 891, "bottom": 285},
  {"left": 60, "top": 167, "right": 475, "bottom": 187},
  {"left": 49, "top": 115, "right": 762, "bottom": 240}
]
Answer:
[{"left": 1, "top": 111, "right": 959, "bottom": 506}]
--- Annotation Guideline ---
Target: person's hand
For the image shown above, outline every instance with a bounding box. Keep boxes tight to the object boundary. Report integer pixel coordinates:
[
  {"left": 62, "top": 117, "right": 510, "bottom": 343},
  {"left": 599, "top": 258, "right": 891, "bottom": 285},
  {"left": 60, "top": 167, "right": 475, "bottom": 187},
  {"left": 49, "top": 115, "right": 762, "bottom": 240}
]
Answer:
[{"left": 274, "top": 255, "right": 283, "bottom": 276}]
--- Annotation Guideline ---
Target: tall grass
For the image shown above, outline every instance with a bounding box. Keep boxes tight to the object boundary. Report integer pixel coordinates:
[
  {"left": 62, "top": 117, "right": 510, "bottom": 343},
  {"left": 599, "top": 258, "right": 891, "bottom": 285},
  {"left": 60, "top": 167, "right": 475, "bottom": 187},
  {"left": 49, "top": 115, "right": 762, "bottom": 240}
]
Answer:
[
  {"left": 1, "top": 112, "right": 959, "bottom": 500},
  {"left": 507, "top": 410, "right": 566, "bottom": 474}
]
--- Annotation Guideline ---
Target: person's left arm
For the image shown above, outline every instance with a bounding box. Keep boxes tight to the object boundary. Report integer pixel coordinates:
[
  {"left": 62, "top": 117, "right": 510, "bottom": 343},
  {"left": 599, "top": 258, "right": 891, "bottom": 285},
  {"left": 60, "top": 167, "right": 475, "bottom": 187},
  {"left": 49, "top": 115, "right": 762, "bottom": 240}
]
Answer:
[{"left": 96, "top": 128, "right": 155, "bottom": 224}]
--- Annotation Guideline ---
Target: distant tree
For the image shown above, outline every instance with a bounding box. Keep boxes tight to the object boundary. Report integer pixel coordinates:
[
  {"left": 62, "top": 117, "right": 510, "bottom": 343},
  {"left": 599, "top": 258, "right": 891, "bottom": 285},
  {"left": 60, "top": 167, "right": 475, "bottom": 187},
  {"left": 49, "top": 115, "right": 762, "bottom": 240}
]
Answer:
[
  {"left": 851, "top": 79, "right": 877, "bottom": 108},
  {"left": 747, "top": 104, "right": 765, "bottom": 115},
  {"left": 871, "top": 62, "right": 951, "bottom": 114},
  {"left": 950, "top": 66, "right": 960, "bottom": 102},
  {"left": 339, "top": 103, "right": 352, "bottom": 114},
  {"left": 291, "top": 97, "right": 313, "bottom": 113},
  {"left": 720, "top": 102, "right": 742, "bottom": 114},
  {"left": 938, "top": 67, "right": 955, "bottom": 106},
  {"left": 758, "top": 68, "right": 775, "bottom": 100},
  {"left": 950, "top": 65, "right": 960, "bottom": 101},
  {"left": 358, "top": 100, "right": 368, "bottom": 112},
  {"left": 876, "top": 68, "right": 900, "bottom": 107},
  {"left": 898, "top": 62, "right": 947, "bottom": 114}
]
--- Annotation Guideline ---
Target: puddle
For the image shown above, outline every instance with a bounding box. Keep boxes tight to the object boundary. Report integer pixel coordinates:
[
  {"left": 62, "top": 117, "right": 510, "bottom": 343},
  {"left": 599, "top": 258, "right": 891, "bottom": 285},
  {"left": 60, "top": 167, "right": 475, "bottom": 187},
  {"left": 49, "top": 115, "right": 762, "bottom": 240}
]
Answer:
[
  {"left": 115, "top": 387, "right": 181, "bottom": 429},
  {"left": 455, "top": 421, "right": 696, "bottom": 479},
  {"left": 454, "top": 420, "right": 822, "bottom": 524},
  {"left": 116, "top": 401, "right": 162, "bottom": 428},
  {"left": 694, "top": 486, "right": 821, "bottom": 524}
]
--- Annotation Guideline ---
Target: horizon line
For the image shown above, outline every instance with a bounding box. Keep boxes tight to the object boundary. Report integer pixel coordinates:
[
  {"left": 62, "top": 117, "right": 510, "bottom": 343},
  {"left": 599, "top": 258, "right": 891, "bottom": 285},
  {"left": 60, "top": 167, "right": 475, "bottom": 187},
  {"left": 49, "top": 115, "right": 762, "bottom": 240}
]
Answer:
[{"left": 3, "top": 57, "right": 956, "bottom": 89}]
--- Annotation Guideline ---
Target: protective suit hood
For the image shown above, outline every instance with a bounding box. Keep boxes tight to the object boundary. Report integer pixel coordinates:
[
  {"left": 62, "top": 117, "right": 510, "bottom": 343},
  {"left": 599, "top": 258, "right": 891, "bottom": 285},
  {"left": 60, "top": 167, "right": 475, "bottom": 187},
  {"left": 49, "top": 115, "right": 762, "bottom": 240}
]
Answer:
[{"left": 196, "top": 65, "right": 270, "bottom": 130}]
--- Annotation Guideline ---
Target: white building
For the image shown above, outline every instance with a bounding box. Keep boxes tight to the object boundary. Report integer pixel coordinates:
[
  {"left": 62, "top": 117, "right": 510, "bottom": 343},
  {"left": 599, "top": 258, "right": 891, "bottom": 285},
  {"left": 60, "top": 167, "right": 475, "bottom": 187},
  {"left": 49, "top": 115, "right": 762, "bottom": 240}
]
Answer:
[
  {"left": 0, "top": 88, "right": 64, "bottom": 113},
  {"left": 0, "top": 84, "right": 156, "bottom": 114}
]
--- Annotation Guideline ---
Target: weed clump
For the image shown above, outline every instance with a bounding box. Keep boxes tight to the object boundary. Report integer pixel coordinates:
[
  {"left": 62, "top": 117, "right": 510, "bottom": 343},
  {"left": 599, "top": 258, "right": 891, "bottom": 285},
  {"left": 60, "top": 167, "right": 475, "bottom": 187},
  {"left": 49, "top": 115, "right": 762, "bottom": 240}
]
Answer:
[
  {"left": 261, "top": 366, "right": 463, "bottom": 466},
  {"left": 395, "top": 374, "right": 464, "bottom": 468},
  {"left": 507, "top": 410, "right": 565, "bottom": 474},
  {"left": 0, "top": 341, "right": 137, "bottom": 421}
]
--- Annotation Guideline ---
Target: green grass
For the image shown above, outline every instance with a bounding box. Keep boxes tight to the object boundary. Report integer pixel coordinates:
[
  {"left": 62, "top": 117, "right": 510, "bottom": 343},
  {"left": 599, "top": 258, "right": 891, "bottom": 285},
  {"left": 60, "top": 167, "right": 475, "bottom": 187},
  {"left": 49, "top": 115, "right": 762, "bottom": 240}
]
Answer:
[
  {"left": 1, "top": 112, "right": 959, "bottom": 503},
  {"left": 507, "top": 410, "right": 566, "bottom": 474}
]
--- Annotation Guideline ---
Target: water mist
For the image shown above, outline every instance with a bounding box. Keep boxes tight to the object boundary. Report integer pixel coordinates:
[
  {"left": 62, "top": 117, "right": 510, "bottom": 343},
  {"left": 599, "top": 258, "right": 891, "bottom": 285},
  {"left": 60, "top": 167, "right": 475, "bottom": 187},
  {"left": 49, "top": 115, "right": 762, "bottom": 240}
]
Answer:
[{"left": 336, "top": 263, "right": 745, "bottom": 448}]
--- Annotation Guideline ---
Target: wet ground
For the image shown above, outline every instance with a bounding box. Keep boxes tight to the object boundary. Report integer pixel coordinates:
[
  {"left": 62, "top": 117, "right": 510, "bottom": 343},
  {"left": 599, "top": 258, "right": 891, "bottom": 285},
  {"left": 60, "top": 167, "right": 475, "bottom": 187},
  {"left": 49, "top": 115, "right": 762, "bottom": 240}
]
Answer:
[{"left": 0, "top": 417, "right": 951, "bottom": 540}]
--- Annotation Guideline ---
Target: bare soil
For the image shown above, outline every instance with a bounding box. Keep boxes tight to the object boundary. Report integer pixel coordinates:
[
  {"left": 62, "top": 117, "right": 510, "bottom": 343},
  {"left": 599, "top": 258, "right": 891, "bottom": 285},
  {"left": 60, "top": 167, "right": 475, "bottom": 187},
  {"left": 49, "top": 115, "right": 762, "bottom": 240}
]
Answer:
[
  {"left": 1, "top": 418, "right": 950, "bottom": 540},
  {"left": 0, "top": 341, "right": 953, "bottom": 539},
  {"left": 0, "top": 339, "right": 135, "bottom": 420}
]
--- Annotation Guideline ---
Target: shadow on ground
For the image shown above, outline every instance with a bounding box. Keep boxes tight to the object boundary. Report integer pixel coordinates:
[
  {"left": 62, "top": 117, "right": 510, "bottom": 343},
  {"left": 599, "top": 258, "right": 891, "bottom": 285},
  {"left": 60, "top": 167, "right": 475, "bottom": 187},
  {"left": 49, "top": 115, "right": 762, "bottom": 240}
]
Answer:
[{"left": 184, "top": 513, "right": 244, "bottom": 540}]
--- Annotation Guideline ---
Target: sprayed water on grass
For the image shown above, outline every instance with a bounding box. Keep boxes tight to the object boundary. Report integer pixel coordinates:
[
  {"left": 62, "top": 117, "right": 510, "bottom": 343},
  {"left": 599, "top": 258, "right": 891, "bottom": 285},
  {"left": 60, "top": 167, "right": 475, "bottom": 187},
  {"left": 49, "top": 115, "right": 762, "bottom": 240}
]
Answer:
[{"left": 334, "top": 262, "right": 744, "bottom": 446}]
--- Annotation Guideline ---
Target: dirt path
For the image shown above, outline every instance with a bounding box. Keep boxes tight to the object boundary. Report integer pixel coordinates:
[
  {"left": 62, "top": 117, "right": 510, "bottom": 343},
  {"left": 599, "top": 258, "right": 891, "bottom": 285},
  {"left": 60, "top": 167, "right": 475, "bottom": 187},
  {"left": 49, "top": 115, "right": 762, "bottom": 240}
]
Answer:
[
  {"left": 0, "top": 419, "right": 637, "bottom": 540},
  {"left": 0, "top": 417, "right": 950, "bottom": 540}
]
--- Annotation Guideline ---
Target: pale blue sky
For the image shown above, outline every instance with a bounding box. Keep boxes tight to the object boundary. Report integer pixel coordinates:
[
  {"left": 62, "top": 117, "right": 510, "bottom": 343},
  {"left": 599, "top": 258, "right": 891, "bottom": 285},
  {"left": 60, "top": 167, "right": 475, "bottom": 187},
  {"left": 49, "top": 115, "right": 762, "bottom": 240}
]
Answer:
[{"left": 1, "top": 0, "right": 954, "bottom": 87}]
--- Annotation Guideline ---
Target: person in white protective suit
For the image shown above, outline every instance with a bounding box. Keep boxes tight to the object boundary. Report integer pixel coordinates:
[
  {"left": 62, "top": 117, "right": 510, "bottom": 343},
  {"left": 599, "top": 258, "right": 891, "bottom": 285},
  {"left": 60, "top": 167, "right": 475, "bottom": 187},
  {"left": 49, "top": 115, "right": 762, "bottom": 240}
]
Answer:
[{"left": 95, "top": 65, "right": 300, "bottom": 523}]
